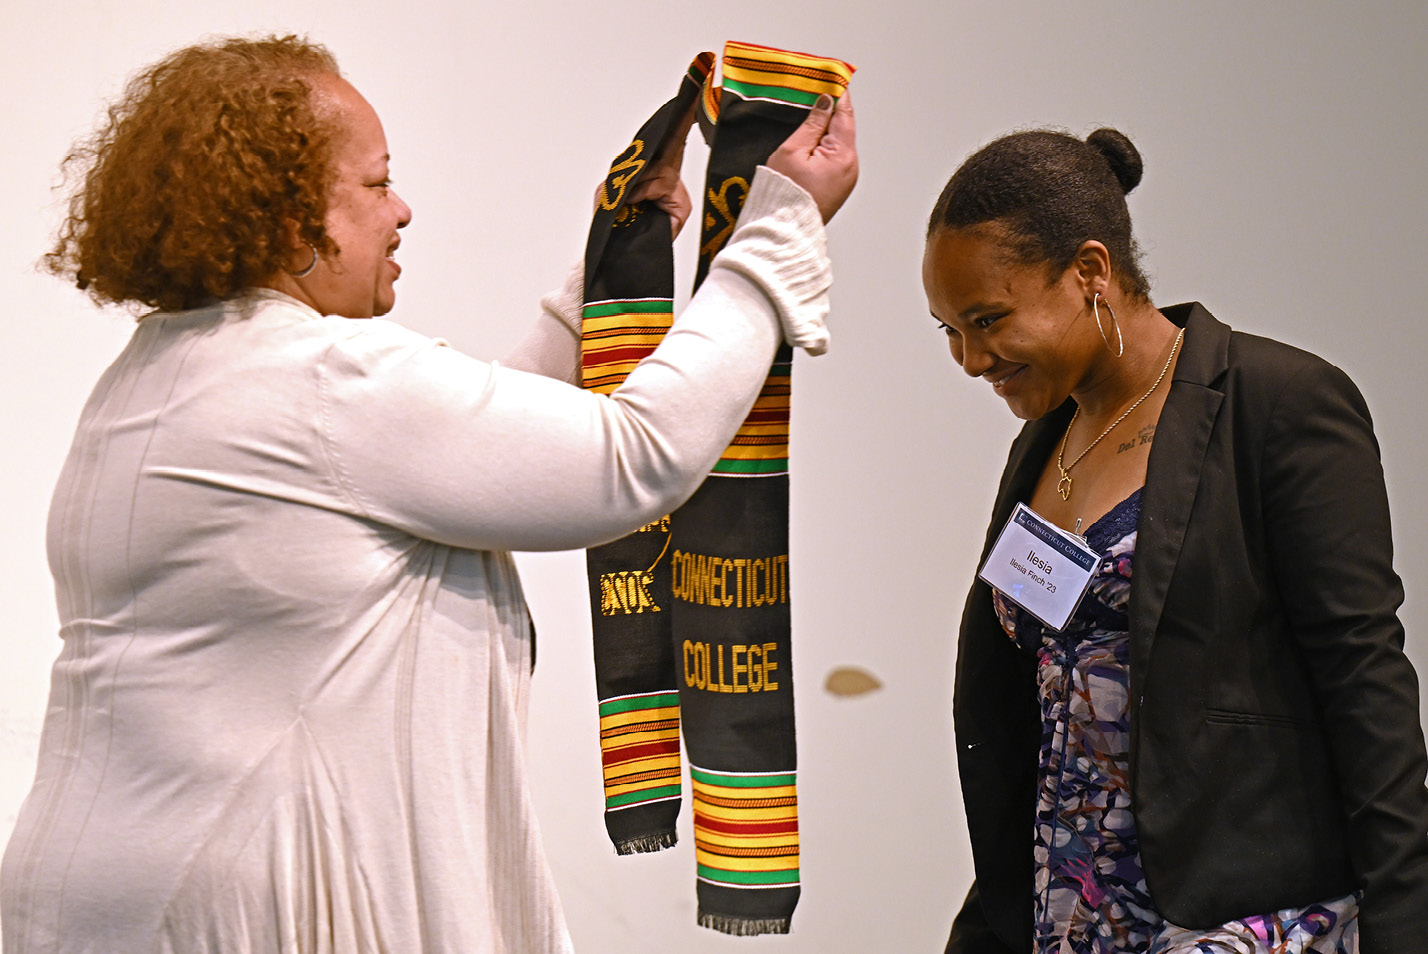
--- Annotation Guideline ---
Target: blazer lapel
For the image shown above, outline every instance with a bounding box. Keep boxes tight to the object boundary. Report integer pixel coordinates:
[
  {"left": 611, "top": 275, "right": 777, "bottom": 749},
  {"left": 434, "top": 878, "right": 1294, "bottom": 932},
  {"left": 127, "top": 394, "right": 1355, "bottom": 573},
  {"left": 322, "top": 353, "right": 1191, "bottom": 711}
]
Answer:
[{"left": 1130, "top": 304, "right": 1229, "bottom": 706}]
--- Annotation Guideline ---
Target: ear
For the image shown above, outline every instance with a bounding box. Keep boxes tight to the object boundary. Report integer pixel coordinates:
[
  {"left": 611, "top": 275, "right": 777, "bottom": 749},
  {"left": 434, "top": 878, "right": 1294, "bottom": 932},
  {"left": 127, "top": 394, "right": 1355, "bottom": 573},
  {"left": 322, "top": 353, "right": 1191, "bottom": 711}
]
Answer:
[
  {"left": 279, "top": 217, "right": 323, "bottom": 278},
  {"left": 1071, "top": 240, "right": 1112, "bottom": 298},
  {"left": 280, "top": 217, "right": 305, "bottom": 254}
]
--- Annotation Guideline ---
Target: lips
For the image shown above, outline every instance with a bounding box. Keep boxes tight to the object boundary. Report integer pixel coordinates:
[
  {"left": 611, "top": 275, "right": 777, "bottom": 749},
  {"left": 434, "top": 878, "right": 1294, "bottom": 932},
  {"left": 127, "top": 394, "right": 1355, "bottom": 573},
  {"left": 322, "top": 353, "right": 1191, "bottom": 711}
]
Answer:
[{"left": 987, "top": 365, "right": 1025, "bottom": 391}]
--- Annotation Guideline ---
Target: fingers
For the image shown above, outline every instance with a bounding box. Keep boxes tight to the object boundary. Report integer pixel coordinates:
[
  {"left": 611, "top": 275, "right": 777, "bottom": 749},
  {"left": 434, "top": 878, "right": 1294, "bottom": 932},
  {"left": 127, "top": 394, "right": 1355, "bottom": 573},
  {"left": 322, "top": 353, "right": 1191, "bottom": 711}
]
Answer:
[
  {"left": 762, "top": 88, "right": 859, "bottom": 223},
  {"left": 626, "top": 169, "right": 668, "bottom": 205},
  {"left": 625, "top": 103, "right": 695, "bottom": 209},
  {"left": 778, "top": 93, "right": 837, "bottom": 157},
  {"left": 658, "top": 180, "right": 692, "bottom": 238},
  {"left": 825, "top": 91, "right": 855, "bottom": 150},
  {"left": 609, "top": 166, "right": 689, "bottom": 238}
]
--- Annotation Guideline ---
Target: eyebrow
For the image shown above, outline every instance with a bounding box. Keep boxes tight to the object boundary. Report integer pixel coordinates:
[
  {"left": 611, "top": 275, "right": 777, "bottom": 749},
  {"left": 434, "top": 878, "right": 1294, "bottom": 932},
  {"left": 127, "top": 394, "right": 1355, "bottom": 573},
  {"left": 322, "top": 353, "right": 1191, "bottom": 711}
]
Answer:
[{"left": 958, "top": 301, "right": 1005, "bottom": 321}]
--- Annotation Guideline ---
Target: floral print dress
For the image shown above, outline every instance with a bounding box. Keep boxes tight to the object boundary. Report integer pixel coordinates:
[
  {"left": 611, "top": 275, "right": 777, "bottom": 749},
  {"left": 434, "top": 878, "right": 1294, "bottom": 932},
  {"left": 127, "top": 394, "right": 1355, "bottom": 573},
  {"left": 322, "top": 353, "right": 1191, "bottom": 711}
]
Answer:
[{"left": 991, "top": 489, "right": 1358, "bottom": 954}]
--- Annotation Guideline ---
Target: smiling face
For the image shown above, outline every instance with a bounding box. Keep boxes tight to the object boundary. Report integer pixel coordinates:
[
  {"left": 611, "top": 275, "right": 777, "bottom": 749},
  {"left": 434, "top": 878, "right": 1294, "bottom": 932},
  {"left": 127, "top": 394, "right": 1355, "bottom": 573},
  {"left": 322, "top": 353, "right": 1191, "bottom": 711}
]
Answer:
[
  {"left": 922, "top": 225, "right": 1108, "bottom": 421},
  {"left": 296, "top": 74, "right": 411, "bottom": 319}
]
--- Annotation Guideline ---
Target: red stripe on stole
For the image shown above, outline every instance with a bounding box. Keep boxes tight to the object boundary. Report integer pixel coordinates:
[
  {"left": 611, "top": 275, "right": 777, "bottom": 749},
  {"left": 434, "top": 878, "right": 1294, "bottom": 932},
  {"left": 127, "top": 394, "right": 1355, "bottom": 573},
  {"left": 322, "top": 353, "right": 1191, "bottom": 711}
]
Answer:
[
  {"left": 695, "top": 814, "right": 799, "bottom": 836},
  {"left": 601, "top": 738, "right": 680, "bottom": 766},
  {"left": 582, "top": 344, "right": 659, "bottom": 364}
]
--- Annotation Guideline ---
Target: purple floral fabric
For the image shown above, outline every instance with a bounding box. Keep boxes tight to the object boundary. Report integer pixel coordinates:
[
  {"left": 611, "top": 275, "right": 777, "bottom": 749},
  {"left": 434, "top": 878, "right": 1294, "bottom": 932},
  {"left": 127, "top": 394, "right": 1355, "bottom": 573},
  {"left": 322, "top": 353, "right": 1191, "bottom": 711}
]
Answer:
[
  {"left": 1147, "top": 901, "right": 1357, "bottom": 954},
  {"left": 991, "top": 489, "right": 1357, "bottom": 954}
]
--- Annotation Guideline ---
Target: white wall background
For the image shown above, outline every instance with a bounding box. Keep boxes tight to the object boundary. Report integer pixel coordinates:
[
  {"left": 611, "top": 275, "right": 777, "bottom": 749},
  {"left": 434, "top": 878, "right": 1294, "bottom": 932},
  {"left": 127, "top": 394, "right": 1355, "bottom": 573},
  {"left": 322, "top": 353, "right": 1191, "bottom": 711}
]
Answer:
[{"left": 3, "top": 2, "right": 1425, "bottom": 950}]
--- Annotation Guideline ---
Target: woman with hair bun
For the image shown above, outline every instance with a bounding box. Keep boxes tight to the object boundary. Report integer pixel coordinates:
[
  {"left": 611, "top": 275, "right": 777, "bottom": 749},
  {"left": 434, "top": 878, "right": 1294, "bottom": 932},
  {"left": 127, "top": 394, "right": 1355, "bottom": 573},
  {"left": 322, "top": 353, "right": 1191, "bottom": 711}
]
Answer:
[
  {"left": 0, "top": 33, "right": 856, "bottom": 954},
  {"left": 925, "top": 128, "right": 1428, "bottom": 953}
]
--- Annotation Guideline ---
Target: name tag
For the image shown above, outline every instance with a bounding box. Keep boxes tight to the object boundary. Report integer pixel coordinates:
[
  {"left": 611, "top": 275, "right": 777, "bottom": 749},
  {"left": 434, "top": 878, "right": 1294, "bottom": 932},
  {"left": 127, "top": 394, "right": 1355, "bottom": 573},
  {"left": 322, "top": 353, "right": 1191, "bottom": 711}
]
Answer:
[{"left": 978, "top": 503, "right": 1100, "bottom": 632}]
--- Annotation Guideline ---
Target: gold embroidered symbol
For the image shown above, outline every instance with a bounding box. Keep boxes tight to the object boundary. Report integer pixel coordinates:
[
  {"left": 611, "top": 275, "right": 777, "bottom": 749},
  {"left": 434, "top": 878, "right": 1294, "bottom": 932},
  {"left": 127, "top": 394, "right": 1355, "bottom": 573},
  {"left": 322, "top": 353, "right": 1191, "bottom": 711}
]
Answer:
[
  {"left": 600, "top": 570, "right": 661, "bottom": 616},
  {"left": 600, "top": 139, "right": 647, "bottom": 212},
  {"left": 700, "top": 176, "right": 750, "bottom": 260},
  {"left": 597, "top": 519, "right": 673, "bottom": 616},
  {"left": 614, "top": 204, "right": 644, "bottom": 228}
]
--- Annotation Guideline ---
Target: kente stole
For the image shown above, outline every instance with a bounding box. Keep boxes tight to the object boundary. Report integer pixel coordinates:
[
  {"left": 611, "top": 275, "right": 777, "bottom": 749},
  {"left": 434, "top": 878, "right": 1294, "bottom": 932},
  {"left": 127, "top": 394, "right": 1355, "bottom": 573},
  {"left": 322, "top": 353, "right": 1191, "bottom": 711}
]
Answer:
[{"left": 581, "top": 42, "right": 853, "bottom": 936}]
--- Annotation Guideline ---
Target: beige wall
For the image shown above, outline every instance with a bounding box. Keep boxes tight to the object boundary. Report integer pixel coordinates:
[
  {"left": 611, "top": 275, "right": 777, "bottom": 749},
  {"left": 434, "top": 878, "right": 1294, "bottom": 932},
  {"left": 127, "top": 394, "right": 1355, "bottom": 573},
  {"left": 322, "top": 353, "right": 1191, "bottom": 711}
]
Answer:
[{"left": 3, "top": 2, "right": 1425, "bottom": 950}]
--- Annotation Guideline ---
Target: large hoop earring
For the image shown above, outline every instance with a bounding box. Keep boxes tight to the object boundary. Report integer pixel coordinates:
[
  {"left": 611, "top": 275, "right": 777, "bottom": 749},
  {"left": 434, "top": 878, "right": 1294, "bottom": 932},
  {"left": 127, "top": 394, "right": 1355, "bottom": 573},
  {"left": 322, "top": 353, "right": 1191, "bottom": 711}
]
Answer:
[
  {"left": 1093, "top": 292, "right": 1124, "bottom": 357},
  {"left": 289, "top": 243, "right": 319, "bottom": 279}
]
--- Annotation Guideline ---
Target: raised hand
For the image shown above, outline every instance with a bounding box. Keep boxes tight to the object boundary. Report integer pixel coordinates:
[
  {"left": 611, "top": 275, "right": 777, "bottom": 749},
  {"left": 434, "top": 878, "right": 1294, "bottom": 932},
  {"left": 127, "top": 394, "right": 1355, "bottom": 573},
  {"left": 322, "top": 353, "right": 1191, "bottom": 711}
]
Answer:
[{"left": 765, "top": 91, "right": 858, "bottom": 223}]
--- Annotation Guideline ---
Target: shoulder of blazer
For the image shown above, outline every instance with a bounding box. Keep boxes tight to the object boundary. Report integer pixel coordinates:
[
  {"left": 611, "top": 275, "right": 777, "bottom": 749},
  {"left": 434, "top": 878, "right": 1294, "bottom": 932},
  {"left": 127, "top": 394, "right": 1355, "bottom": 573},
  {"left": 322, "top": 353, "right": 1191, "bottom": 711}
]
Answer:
[
  {"left": 1165, "top": 300, "right": 1346, "bottom": 403},
  {"left": 1133, "top": 300, "right": 1358, "bottom": 697}
]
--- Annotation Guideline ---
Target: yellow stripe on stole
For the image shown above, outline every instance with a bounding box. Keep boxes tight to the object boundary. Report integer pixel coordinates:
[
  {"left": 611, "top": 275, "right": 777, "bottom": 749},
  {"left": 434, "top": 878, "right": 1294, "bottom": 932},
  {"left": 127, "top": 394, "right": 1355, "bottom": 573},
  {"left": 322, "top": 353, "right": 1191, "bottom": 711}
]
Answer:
[
  {"left": 603, "top": 757, "right": 683, "bottom": 782},
  {"left": 724, "top": 41, "right": 855, "bottom": 84},
  {"left": 582, "top": 314, "right": 672, "bottom": 334},
  {"left": 695, "top": 830, "right": 800, "bottom": 850},
  {"left": 694, "top": 803, "right": 799, "bottom": 823},
  {"left": 605, "top": 772, "right": 684, "bottom": 796},
  {"left": 584, "top": 374, "right": 635, "bottom": 395},
  {"left": 694, "top": 782, "right": 798, "bottom": 800},
  {"left": 724, "top": 422, "right": 789, "bottom": 438},
  {"left": 605, "top": 759, "right": 682, "bottom": 782},
  {"left": 584, "top": 360, "right": 647, "bottom": 377},
  {"left": 599, "top": 706, "right": 681, "bottom": 730},
  {"left": 700, "top": 70, "right": 721, "bottom": 123},
  {"left": 719, "top": 64, "right": 851, "bottom": 99},
  {"left": 599, "top": 729, "right": 680, "bottom": 750},
  {"left": 719, "top": 444, "right": 790, "bottom": 461},
  {"left": 582, "top": 335, "right": 669, "bottom": 353},
  {"left": 695, "top": 847, "right": 800, "bottom": 871},
  {"left": 584, "top": 361, "right": 644, "bottom": 377}
]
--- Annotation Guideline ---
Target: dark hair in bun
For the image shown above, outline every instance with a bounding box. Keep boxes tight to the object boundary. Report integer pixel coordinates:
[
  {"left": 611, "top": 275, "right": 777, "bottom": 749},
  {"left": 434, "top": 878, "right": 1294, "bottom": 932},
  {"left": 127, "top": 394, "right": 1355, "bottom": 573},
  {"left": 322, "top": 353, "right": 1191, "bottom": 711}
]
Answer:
[
  {"left": 1086, "top": 127, "right": 1143, "bottom": 195},
  {"left": 928, "top": 127, "right": 1151, "bottom": 301}
]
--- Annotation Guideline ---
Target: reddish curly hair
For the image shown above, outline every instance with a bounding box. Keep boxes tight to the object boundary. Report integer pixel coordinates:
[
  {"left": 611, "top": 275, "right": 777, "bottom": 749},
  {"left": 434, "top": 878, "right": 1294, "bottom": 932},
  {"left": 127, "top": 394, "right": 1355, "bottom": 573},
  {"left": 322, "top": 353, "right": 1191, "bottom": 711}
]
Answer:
[{"left": 46, "top": 35, "right": 342, "bottom": 312}]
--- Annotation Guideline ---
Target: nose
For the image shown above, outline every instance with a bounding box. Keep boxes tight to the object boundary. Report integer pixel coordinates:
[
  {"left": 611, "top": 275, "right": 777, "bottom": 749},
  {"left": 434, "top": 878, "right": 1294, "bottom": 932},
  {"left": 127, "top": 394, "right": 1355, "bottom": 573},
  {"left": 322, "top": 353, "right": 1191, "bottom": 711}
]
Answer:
[
  {"left": 957, "top": 336, "right": 995, "bottom": 378},
  {"left": 394, "top": 189, "right": 413, "bottom": 228}
]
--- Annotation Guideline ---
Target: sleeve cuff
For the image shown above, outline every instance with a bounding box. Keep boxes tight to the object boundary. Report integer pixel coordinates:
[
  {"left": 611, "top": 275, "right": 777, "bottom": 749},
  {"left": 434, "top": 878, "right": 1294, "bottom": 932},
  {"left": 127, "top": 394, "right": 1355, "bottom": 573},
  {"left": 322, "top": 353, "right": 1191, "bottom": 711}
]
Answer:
[
  {"left": 538, "top": 261, "right": 586, "bottom": 337},
  {"left": 710, "top": 166, "right": 833, "bottom": 356}
]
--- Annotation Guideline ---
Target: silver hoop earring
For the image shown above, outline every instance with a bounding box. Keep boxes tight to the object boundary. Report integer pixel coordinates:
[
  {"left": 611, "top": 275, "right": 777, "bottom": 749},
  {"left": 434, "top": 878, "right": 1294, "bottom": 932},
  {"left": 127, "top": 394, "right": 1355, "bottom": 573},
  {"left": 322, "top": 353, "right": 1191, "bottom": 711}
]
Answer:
[
  {"left": 290, "top": 243, "right": 319, "bottom": 279},
  {"left": 1093, "top": 293, "right": 1124, "bottom": 358}
]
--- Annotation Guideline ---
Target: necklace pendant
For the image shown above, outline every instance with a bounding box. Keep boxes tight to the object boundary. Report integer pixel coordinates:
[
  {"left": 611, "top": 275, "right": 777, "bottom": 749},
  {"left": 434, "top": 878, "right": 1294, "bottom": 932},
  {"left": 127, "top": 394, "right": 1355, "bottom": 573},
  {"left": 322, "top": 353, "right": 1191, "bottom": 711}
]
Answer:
[{"left": 1057, "top": 473, "right": 1072, "bottom": 500}]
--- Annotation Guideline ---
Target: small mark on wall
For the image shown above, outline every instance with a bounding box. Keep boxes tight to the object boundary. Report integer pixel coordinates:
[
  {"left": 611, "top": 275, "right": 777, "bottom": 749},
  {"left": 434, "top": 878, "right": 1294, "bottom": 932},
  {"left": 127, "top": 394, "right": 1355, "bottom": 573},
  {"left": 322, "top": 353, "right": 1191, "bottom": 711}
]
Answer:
[{"left": 823, "top": 666, "right": 883, "bottom": 698}]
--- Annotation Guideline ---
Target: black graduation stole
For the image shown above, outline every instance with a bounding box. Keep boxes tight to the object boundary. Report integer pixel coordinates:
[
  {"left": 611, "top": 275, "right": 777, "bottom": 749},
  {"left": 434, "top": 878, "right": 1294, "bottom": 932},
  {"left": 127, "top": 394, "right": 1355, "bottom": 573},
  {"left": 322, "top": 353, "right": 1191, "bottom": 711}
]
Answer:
[{"left": 582, "top": 42, "right": 853, "bottom": 936}]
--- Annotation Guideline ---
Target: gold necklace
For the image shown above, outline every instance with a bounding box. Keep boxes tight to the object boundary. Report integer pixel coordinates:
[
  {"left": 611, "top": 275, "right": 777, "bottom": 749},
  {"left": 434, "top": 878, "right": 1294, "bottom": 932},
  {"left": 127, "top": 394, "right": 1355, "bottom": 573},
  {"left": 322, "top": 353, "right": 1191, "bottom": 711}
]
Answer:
[{"left": 1056, "top": 328, "right": 1184, "bottom": 501}]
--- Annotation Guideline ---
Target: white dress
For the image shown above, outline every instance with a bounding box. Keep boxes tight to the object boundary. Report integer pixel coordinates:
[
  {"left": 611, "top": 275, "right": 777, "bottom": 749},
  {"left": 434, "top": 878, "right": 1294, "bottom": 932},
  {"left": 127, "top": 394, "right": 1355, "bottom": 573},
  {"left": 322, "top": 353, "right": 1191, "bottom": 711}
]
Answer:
[{"left": 0, "top": 169, "right": 829, "bottom": 954}]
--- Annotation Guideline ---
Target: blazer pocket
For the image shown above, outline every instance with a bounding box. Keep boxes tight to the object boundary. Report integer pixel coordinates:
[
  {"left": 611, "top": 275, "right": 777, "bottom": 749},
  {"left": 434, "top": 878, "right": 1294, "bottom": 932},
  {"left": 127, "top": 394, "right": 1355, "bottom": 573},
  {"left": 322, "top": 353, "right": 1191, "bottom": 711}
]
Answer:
[{"left": 1204, "top": 706, "right": 1314, "bottom": 730}]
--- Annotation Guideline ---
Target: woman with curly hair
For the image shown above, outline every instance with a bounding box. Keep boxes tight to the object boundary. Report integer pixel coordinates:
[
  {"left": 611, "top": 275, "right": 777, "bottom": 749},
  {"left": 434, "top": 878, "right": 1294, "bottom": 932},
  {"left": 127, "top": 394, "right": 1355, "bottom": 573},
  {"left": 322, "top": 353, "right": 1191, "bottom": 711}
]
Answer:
[
  {"left": 924, "top": 128, "right": 1428, "bottom": 953},
  {"left": 0, "top": 34, "right": 857, "bottom": 953}
]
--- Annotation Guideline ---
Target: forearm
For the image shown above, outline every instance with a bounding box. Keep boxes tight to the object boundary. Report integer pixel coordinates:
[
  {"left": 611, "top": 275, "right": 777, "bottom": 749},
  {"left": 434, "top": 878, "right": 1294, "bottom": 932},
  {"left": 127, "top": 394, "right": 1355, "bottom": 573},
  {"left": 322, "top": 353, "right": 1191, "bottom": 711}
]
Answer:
[{"left": 319, "top": 167, "right": 829, "bottom": 552}]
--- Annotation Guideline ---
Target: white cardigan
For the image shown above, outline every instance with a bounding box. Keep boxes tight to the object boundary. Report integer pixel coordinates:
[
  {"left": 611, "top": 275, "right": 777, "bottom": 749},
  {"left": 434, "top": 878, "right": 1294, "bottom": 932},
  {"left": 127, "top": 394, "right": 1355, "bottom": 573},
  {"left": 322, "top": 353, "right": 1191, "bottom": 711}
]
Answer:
[{"left": 1, "top": 168, "right": 829, "bottom": 954}]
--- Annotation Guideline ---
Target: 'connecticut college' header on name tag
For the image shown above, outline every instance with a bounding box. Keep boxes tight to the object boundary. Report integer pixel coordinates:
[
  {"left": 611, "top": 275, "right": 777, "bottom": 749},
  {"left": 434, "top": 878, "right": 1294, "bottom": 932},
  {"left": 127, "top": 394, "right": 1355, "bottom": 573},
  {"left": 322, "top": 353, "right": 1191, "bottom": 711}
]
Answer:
[{"left": 978, "top": 503, "right": 1100, "bottom": 632}]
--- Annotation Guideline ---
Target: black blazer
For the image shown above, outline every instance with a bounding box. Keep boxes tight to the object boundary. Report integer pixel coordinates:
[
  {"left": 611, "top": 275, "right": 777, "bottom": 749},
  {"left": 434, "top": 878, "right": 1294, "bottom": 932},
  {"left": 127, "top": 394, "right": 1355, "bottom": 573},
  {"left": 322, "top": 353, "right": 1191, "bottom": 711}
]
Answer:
[{"left": 947, "top": 303, "right": 1428, "bottom": 954}]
